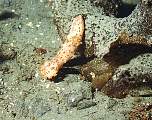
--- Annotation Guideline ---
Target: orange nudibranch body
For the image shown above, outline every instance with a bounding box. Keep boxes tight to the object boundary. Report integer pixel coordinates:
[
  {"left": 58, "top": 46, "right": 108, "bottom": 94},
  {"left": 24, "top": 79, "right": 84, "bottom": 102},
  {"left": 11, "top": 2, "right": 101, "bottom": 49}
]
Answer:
[{"left": 39, "top": 15, "right": 84, "bottom": 80}]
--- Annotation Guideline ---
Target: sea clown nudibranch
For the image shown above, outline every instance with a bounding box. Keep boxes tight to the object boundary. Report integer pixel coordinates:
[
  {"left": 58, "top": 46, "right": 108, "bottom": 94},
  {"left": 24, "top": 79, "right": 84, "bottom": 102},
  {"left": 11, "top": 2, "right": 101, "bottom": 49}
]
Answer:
[{"left": 39, "top": 15, "right": 84, "bottom": 80}]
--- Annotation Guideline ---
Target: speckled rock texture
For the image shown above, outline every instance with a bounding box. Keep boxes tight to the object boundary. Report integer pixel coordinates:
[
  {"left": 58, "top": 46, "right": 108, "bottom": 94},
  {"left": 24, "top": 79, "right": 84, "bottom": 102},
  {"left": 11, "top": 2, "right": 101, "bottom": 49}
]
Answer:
[
  {"left": 52, "top": 0, "right": 152, "bottom": 96},
  {"left": 51, "top": 0, "right": 152, "bottom": 56},
  {"left": 1, "top": 0, "right": 152, "bottom": 120}
]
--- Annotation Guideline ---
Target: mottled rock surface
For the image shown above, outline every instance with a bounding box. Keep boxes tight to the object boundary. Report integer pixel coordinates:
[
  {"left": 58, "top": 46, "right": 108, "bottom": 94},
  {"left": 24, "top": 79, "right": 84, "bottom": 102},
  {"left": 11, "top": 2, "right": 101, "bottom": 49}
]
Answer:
[{"left": 0, "top": 0, "right": 152, "bottom": 120}]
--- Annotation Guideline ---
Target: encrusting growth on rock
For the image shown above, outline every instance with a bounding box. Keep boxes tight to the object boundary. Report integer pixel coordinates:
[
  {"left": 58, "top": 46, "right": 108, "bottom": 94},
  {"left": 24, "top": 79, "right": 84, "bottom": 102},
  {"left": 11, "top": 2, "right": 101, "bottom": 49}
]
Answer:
[{"left": 39, "top": 15, "right": 84, "bottom": 80}]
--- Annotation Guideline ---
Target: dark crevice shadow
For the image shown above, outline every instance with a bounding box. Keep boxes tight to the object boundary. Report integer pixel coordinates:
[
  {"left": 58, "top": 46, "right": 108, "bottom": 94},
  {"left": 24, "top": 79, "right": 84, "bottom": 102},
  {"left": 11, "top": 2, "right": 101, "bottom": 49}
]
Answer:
[
  {"left": 65, "top": 54, "right": 96, "bottom": 67},
  {"left": 54, "top": 55, "right": 96, "bottom": 83},
  {"left": 0, "top": 11, "right": 19, "bottom": 21},
  {"left": 103, "top": 44, "right": 152, "bottom": 67},
  {"left": 116, "top": 3, "right": 137, "bottom": 18},
  {"left": 54, "top": 67, "right": 81, "bottom": 83},
  {"left": 138, "top": 94, "right": 152, "bottom": 97}
]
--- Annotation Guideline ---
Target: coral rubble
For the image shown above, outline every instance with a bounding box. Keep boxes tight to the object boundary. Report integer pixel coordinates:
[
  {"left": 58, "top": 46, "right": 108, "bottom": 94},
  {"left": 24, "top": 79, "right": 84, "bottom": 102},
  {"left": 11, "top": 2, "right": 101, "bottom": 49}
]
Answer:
[{"left": 49, "top": 0, "right": 152, "bottom": 98}]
